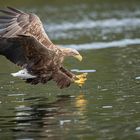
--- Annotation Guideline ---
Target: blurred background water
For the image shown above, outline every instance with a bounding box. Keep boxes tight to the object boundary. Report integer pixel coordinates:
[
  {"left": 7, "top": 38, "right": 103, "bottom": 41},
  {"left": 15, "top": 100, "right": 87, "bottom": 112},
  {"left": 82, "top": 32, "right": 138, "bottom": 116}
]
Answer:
[{"left": 0, "top": 0, "right": 140, "bottom": 140}]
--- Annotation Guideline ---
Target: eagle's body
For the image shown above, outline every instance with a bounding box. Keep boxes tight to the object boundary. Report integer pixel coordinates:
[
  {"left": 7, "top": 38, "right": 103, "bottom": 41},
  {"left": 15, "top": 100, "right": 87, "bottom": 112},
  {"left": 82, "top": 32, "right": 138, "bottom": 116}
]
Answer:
[{"left": 0, "top": 7, "right": 86, "bottom": 88}]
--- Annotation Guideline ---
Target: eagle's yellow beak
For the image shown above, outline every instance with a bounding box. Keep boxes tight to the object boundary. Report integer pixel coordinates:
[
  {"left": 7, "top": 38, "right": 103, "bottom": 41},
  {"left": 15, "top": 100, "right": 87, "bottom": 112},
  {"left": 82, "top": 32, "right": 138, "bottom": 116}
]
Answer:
[{"left": 74, "top": 54, "right": 83, "bottom": 61}]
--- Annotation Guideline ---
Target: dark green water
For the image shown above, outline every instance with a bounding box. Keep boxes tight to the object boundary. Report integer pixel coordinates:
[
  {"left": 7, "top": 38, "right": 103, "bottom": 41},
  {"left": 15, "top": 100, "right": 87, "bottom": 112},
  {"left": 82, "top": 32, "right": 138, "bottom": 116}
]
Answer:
[{"left": 0, "top": 0, "right": 140, "bottom": 140}]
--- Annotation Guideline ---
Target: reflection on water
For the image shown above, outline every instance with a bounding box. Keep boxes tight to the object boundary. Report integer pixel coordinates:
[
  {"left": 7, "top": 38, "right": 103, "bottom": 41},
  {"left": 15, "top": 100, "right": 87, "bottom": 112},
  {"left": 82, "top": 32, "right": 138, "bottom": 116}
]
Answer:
[
  {"left": 5, "top": 94, "right": 89, "bottom": 139},
  {"left": 2, "top": 95, "right": 75, "bottom": 139},
  {"left": 13, "top": 97, "right": 54, "bottom": 139},
  {"left": 75, "top": 94, "right": 87, "bottom": 112},
  {"left": 0, "top": 91, "right": 91, "bottom": 140}
]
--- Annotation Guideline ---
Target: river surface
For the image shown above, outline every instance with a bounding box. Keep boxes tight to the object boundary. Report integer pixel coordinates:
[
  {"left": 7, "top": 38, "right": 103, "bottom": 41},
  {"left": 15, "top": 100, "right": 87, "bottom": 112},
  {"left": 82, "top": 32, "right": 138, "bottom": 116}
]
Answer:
[{"left": 0, "top": 0, "right": 140, "bottom": 140}]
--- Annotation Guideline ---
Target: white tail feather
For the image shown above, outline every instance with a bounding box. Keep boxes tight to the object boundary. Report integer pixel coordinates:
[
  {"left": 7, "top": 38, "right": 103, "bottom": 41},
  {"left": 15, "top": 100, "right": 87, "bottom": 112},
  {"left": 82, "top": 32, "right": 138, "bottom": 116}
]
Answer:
[{"left": 11, "top": 69, "right": 36, "bottom": 79}]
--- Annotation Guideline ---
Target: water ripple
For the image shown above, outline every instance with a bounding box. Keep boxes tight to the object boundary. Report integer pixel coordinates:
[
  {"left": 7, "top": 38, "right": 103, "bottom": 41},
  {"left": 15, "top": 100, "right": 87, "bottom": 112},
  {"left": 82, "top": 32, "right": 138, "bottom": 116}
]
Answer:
[
  {"left": 47, "top": 18, "right": 140, "bottom": 32},
  {"left": 63, "top": 38, "right": 140, "bottom": 50}
]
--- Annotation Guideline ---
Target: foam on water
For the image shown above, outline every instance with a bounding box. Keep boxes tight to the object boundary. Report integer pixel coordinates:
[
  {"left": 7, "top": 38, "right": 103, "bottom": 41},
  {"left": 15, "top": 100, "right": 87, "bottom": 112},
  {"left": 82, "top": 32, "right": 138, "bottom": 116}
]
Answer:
[
  {"left": 45, "top": 8, "right": 140, "bottom": 50},
  {"left": 46, "top": 17, "right": 140, "bottom": 49},
  {"left": 63, "top": 38, "right": 140, "bottom": 50},
  {"left": 47, "top": 18, "right": 140, "bottom": 32}
]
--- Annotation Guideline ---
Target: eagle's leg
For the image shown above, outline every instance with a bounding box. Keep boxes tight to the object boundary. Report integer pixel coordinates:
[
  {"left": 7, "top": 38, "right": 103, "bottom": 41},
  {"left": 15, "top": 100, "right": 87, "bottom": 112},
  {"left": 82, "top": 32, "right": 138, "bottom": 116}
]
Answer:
[
  {"left": 73, "top": 73, "right": 88, "bottom": 87},
  {"left": 60, "top": 67, "right": 87, "bottom": 87},
  {"left": 60, "top": 67, "right": 74, "bottom": 78}
]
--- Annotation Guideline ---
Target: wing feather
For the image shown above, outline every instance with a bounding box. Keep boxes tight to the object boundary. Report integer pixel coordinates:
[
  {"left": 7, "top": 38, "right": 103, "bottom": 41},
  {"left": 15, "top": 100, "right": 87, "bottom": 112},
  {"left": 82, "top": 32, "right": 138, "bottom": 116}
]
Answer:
[
  {"left": 0, "top": 9, "right": 18, "bottom": 15},
  {"left": 0, "top": 15, "right": 16, "bottom": 19},
  {"left": 0, "top": 35, "right": 54, "bottom": 67},
  {"left": 0, "top": 37, "right": 27, "bottom": 66},
  {"left": 7, "top": 6, "right": 25, "bottom": 14},
  {"left": 0, "top": 18, "right": 16, "bottom": 23},
  {"left": 3, "top": 27, "right": 21, "bottom": 37},
  {"left": 0, "top": 21, "right": 17, "bottom": 28},
  {"left": 0, "top": 23, "right": 18, "bottom": 31},
  {"left": 0, "top": 7, "right": 52, "bottom": 47}
]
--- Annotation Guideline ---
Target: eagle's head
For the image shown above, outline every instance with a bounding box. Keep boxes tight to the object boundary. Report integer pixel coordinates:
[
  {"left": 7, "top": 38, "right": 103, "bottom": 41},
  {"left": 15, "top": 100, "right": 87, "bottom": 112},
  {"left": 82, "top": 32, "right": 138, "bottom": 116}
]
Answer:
[{"left": 60, "top": 47, "right": 83, "bottom": 61}]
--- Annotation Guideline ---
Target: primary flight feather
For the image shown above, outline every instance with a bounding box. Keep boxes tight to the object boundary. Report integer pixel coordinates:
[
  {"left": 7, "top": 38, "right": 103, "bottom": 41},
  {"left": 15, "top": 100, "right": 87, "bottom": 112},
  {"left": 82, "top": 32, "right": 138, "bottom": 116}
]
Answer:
[{"left": 0, "top": 7, "right": 87, "bottom": 89}]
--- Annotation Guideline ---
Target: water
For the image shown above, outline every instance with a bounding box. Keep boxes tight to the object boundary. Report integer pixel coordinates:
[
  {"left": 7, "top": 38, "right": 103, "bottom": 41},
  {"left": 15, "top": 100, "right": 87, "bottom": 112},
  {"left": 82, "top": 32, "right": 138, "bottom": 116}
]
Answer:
[{"left": 0, "top": 0, "right": 140, "bottom": 140}]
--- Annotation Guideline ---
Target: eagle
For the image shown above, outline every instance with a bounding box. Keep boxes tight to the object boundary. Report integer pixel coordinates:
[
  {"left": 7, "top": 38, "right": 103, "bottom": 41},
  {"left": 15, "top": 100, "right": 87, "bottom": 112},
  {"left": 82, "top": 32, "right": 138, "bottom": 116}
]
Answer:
[{"left": 0, "top": 7, "right": 87, "bottom": 89}]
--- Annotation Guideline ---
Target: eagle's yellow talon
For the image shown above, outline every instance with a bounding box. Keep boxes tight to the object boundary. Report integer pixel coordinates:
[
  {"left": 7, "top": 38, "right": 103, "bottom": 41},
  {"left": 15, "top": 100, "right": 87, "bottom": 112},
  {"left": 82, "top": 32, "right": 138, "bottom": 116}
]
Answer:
[
  {"left": 75, "top": 73, "right": 88, "bottom": 79},
  {"left": 73, "top": 73, "right": 88, "bottom": 87},
  {"left": 74, "top": 79, "right": 84, "bottom": 86}
]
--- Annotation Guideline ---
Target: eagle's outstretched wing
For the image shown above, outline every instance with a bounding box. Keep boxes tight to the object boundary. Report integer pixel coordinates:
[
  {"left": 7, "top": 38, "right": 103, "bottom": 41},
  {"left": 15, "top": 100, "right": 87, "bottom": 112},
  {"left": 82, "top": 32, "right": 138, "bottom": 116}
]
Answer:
[
  {"left": 0, "top": 35, "right": 54, "bottom": 67},
  {"left": 0, "top": 7, "right": 86, "bottom": 88},
  {"left": 0, "top": 7, "right": 52, "bottom": 47}
]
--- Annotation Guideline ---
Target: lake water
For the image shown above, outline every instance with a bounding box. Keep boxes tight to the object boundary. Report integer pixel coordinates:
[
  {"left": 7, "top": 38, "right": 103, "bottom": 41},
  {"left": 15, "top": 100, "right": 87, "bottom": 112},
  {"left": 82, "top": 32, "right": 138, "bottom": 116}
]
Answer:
[{"left": 0, "top": 0, "right": 140, "bottom": 140}]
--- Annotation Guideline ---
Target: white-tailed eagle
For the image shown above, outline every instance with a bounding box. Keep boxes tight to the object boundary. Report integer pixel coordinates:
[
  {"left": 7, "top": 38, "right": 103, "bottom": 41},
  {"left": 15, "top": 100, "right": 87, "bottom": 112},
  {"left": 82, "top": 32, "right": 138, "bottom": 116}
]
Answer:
[{"left": 0, "top": 7, "right": 87, "bottom": 89}]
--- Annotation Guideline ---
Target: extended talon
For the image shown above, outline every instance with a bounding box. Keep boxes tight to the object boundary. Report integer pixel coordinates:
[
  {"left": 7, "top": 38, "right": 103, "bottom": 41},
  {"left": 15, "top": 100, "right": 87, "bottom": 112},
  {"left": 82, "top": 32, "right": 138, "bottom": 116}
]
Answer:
[
  {"left": 73, "top": 73, "right": 88, "bottom": 87},
  {"left": 75, "top": 73, "right": 88, "bottom": 79},
  {"left": 74, "top": 78, "right": 87, "bottom": 87}
]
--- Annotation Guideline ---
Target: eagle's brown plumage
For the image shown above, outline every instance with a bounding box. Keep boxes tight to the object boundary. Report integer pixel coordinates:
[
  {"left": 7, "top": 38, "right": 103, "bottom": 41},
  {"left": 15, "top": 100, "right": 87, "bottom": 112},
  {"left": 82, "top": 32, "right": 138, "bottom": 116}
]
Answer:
[{"left": 0, "top": 7, "right": 84, "bottom": 89}]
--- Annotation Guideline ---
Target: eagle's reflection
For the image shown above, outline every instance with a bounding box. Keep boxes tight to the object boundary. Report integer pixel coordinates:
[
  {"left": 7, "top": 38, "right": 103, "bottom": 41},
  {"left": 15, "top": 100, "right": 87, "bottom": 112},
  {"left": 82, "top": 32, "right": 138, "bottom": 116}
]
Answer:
[
  {"left": 11, "top": 94, "right": 87, "bottom": 139},
  {"left": 75, "top": 94, "right": 87, "bottom": 112}
]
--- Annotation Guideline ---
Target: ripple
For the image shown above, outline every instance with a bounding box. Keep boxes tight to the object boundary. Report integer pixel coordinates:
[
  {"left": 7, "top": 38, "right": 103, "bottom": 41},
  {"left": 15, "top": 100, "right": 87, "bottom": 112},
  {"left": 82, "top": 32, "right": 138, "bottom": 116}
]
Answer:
[
  {"left": 59, "top": 120, "right": 71, "bottom": 125},
  {"left": 102, "top": 106, "right": 113, "bottom": 109},
  {"left": 15, "top": 105, "right": 32, "bottom": 111},
  {"left": 8, "top": 93, "right": 25, "bottom": 97},
  {"left": 16, "top": 138, "right": 34, "bottom": 140},
  {"left": 47, "top": 18, "right": 140, "bottom": 32},
  {"left": 135, "top": 76, "right": 140, "bottom": 80},
  {"left": 63, "top": 38, "right": 140, "bottom": 50},
  {"left": 136, "top": 127, "right": 140, "bottom": 131}
]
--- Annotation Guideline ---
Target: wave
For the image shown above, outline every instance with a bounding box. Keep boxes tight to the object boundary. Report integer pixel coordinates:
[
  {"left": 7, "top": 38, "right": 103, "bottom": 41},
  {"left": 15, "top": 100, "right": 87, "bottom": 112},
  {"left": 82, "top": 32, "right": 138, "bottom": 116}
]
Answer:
[
  {"left": 47, "top": 18, "right": 140, "bottom": 32},
  {"left": 62, "top": 38, "right": 140, "bottom": 50}
]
